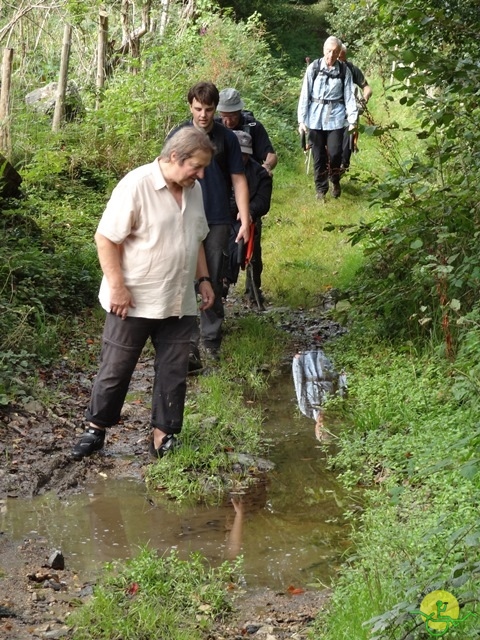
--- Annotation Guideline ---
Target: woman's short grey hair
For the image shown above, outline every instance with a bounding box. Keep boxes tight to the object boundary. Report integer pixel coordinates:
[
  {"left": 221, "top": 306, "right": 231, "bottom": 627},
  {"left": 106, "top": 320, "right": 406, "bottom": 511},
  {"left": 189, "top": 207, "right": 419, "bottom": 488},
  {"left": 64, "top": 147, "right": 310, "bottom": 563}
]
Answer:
[{"left": 160, "top": 127, "right": 215, "bottom": 164}]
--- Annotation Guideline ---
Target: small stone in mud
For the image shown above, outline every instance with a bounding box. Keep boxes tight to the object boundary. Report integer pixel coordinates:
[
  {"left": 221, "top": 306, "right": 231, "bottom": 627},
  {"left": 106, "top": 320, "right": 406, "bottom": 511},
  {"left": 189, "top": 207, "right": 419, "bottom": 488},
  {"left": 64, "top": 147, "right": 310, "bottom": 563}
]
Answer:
[
  {"left": 245, "top": 623, "right": 261, "bottom": 634},
  {"left": 47, "top": 579, "right": 63, "bottom": 591}
]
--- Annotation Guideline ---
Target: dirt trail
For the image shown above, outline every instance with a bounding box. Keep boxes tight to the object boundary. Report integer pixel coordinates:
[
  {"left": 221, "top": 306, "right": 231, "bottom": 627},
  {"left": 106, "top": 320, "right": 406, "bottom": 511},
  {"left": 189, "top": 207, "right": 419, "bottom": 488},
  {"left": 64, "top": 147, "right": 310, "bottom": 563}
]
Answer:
[{"left": 0, "top": 299, "right": 344, "bottom": 639}]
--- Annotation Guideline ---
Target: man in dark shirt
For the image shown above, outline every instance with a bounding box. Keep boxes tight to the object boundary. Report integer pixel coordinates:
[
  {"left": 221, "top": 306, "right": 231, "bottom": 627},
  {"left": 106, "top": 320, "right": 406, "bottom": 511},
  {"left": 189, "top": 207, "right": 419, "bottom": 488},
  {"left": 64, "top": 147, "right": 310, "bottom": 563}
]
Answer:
[
  {"left": 338, "top": 44, "right": 373, "bottom": 171},
  {"left": 171, "top": 82, "right": 250, "bottom": 372},
  {"left": 216, "top": 88, "right": 278, "bottom": 177},
  {"left": 224, "top": 130, "right": 272, "bottom": 307}
]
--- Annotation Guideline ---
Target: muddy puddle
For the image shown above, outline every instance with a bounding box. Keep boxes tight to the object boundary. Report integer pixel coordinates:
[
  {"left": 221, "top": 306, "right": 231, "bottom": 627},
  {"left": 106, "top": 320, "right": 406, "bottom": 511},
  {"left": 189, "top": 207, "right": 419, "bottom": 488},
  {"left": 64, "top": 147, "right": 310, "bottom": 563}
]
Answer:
[{"left": 1, "top": 372, "right": 352, "bottom": 590}]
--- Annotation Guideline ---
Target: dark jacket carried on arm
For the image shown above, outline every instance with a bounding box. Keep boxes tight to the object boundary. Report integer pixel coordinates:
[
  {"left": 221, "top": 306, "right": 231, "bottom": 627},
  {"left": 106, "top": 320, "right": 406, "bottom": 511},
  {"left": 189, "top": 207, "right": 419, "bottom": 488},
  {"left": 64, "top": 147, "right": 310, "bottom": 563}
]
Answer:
[{"left": 230, "top": 158, "right": 272, "bottom": 221}]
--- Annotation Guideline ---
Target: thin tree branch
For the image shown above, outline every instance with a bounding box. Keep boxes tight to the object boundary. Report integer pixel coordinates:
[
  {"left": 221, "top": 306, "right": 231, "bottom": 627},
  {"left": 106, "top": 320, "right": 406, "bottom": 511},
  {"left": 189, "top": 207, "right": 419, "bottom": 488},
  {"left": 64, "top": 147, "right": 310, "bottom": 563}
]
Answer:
[{"left": 0, "top": 1, "right": 64, "bottom": 44}]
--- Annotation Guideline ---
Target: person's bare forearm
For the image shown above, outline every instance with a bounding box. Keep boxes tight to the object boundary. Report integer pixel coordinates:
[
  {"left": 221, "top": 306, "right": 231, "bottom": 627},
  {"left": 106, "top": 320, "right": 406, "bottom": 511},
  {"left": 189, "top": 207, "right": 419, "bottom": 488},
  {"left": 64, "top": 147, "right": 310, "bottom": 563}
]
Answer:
[
  {"left": 95, "top": 232, "right": 124, "bottom": 288},
  {"left": 263, "top": 152, "right": 278, "bottom": 173},
  {"left": 195, "top": 243, "right": 214, "bottom": 310},
  {"left": 95, "top": 232, "right": 135, "bottom": 318},
  {"left": 195, "top": 242, "right": 210, "bottom": 281},
  {"left": 231, "top": 173, "right": 250, "bottom": 242}
]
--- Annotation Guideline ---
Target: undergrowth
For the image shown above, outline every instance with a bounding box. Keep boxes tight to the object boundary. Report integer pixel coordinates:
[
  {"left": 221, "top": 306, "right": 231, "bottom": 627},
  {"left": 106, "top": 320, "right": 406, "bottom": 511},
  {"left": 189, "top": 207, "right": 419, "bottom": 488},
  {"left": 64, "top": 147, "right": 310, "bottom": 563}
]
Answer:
[
  {"left": 144, "top": 314, "right": 285, "bottom": 503},
  {"left": 313, "top": 333, "right": 480, "bottom": 639},
  {"left": 68, "top": 547, "right": 242, "bottom": 640}
]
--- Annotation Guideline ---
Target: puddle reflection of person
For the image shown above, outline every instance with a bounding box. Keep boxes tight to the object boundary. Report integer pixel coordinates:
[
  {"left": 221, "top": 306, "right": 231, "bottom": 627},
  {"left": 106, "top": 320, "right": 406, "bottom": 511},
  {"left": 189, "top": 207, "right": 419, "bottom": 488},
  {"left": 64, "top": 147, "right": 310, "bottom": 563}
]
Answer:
[
  {"left": 224, "top": 480, "right": 268, "bottom": 560},
  {"left": 225, "top": 494, "right": 244, "bottom": 559},
  {"left": 292, "top": 350, "right": 346, "bottom": 441}
]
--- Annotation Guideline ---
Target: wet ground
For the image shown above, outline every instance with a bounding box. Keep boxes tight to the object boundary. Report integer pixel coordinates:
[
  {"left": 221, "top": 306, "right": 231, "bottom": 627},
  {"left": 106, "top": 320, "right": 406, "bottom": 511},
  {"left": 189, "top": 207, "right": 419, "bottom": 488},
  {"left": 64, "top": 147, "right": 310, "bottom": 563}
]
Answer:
[{"left": 0, "top": 294, "right": 348, "bottom": 639}]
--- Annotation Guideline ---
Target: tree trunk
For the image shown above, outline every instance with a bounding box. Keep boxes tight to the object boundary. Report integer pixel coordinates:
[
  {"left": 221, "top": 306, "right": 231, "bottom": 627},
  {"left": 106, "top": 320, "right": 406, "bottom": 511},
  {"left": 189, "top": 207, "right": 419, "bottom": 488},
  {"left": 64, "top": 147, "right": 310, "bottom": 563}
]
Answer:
[
  {"left": 52, "top": 23, "right": 72, "bottom": 132},
  {"left": 159, "top": 0, "right": 170, "bottom": 38},
  {"left": 117, "top": 0, "right": 152, "bottom": 72},
  {"left": 179, "top": 0, "right": 196, "bottom": 34},
  {"left": 96, "top": 10, "right": 108, "bottom": 109},
  {"left": 181, "top": 0, "right": 196, "bottom": 21},
  {"left": 0, "top": 48, "right": 14, "bottom": 156}
]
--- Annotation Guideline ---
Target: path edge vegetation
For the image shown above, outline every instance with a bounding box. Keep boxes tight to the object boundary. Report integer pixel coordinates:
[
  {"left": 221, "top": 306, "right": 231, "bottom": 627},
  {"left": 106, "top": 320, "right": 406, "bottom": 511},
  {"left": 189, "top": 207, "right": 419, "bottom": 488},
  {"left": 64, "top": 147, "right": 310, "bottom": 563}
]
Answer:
[{"left": 0, "top": 0, "right": 479, "bottom": 638}]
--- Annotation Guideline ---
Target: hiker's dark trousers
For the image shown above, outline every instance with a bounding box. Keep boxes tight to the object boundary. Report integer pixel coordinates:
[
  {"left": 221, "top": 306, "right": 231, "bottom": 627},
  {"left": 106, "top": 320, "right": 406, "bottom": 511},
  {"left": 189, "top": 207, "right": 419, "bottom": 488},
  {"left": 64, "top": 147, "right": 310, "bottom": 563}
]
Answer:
[
  {"left": 309, "top": 128, "right": 344, "bottom": 194},
  {"left": 86, "top": 313, "right": 194, "bottom": 434},
  {"left": 195, "top": 223, "right": 230, "bottom": 351},
  {"left": 342, "top": 125, "right": 357, "bottom": 169}
]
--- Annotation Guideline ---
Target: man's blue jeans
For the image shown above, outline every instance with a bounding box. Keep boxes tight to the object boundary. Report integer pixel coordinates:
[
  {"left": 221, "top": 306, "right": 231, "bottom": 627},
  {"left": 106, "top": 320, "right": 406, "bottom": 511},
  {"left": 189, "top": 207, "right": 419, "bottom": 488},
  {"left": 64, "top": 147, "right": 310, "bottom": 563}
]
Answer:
[{"left": 86, "top": 313, "right": 195, "bottom": 434}]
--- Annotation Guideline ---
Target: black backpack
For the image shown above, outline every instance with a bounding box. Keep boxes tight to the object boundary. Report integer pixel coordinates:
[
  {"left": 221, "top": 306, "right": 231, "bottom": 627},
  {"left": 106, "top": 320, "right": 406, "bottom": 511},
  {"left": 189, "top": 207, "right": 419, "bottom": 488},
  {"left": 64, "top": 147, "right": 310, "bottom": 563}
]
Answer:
[
  {"left": 311, "top": 59, "right": 347, "bottom": 89},
  {"left": 239, "top": 110, "right": 257, "bottom": 133}
]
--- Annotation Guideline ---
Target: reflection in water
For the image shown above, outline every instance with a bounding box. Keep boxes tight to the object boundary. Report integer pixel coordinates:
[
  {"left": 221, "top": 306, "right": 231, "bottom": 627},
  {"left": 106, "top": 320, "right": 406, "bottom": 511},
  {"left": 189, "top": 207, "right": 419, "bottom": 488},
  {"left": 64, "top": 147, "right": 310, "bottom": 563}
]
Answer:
[
  {"left": 2, "top": 372, "right": 352, "bottom": 589},
  {"left": 224, "top": 480, "right": 268, "bottom": 561},
  {"left": 292, "top": 350, "right": 347, "bottom": 441},
  {"left": 226, "top": 495, "right": 244, "bottom": 559}
]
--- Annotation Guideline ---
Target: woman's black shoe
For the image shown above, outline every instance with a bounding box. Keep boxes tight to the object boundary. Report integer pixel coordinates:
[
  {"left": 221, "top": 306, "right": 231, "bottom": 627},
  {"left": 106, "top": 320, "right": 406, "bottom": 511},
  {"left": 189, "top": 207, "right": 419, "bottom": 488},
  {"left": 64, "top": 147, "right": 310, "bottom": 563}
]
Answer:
[{"left": 149, "top": 434, "right": 179, "bottom": 459}]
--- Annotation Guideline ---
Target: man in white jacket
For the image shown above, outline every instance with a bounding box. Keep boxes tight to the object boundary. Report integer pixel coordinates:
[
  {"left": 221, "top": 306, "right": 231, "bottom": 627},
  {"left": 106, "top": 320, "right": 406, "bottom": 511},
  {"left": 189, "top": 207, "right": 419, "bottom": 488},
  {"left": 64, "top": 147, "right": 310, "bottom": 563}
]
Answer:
[{"left": 298, "top": 36, "right": 358, "bottom": 202}]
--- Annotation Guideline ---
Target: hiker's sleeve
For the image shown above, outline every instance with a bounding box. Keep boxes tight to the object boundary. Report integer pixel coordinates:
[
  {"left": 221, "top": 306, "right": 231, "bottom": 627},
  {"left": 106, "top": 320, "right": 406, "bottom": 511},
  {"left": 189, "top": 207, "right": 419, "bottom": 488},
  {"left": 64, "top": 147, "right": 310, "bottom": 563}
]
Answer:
[
  {"left": 297, "top": 68, "right": 311, "bottom": 124},
  {"left": 255, "top": 122, "right": 275, "bottom": 158},
  {"left": 343, "top": 67, "right": 358, "bottom": 125},
  {"left": 355, "top": 67, "right": 367, "bottom": 88}
]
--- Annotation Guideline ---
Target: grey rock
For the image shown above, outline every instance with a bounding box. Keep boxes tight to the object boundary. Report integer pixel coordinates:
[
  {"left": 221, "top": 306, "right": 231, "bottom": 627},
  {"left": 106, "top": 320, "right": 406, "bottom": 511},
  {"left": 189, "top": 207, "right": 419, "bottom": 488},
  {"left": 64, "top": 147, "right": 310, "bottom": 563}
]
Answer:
[
  {"left": 25, "top": 81, "right": 85, "bottom": 120},
  {"left": 245, "top": 623, "right": 261, "bottom": 634},
  {"left": 48, "top": 550, "right": 65, "bottom": 570},
  {"left": 227, "top": 452, "right": 275, "bottom": 472}
]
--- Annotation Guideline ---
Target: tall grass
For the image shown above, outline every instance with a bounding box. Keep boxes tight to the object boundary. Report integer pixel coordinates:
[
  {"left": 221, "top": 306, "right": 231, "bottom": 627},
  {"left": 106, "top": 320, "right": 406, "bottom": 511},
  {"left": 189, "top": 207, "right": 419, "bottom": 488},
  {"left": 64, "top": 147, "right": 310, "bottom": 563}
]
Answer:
[
  {"left": 69, "top": 548, "right": 242, "bottom": 640},
  {"left": 311, "top": 341, "right": 480, "bottom": 639}
]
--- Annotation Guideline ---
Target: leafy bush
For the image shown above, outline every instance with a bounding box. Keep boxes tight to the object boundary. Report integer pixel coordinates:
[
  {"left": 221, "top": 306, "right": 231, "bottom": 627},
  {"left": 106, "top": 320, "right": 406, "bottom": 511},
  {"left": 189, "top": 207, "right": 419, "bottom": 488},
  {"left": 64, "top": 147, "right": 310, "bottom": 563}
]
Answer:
[
  {"left": 327, "top": 0, "right": 480, "bottom": 352},
  {"left": 0, "top": 197, "right": 101, "bottom": 403}
]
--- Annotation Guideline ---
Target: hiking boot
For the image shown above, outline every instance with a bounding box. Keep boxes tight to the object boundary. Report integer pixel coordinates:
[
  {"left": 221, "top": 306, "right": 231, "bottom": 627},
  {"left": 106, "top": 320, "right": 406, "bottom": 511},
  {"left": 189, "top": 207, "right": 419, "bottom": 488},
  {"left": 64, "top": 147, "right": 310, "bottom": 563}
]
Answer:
[
  {"left": 332, "top": 182, "right": 341, "bottom": 198},
  {"left": 149, "top": 433, "right": 179, "bottom": 459},
  {"left": 71, "top": 427, "right": 105, "bottom": 461},
  {"left": 188, "top": 348, "right": 203, "bottom": 375},
  {"left": 204, "top": 346, "right": 220, "bottom": 362},
  {"left": 222, "top": 278, "right": 230, "bottom": 299}
]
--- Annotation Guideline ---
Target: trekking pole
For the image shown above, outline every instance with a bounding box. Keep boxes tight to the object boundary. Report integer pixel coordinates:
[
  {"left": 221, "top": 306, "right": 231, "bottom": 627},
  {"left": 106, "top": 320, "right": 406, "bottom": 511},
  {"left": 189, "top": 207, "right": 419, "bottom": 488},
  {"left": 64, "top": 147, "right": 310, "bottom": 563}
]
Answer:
[
  {"left": 301, "top": 131, "right": 312, "bottom": 175},
  {"left": 237, "top": 223, "right": 264, "bottom": 311}
]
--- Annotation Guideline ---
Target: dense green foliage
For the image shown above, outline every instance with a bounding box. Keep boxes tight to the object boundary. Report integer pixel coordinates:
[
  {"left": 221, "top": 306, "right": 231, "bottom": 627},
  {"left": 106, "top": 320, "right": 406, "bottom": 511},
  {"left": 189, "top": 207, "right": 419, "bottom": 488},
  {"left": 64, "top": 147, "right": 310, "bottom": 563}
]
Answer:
[
  {"left": 311, "top": 333, "right": 480, "bottom": 638},
  {"left": 328, "top": 0, "right": 480, "bottom": 351}
]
